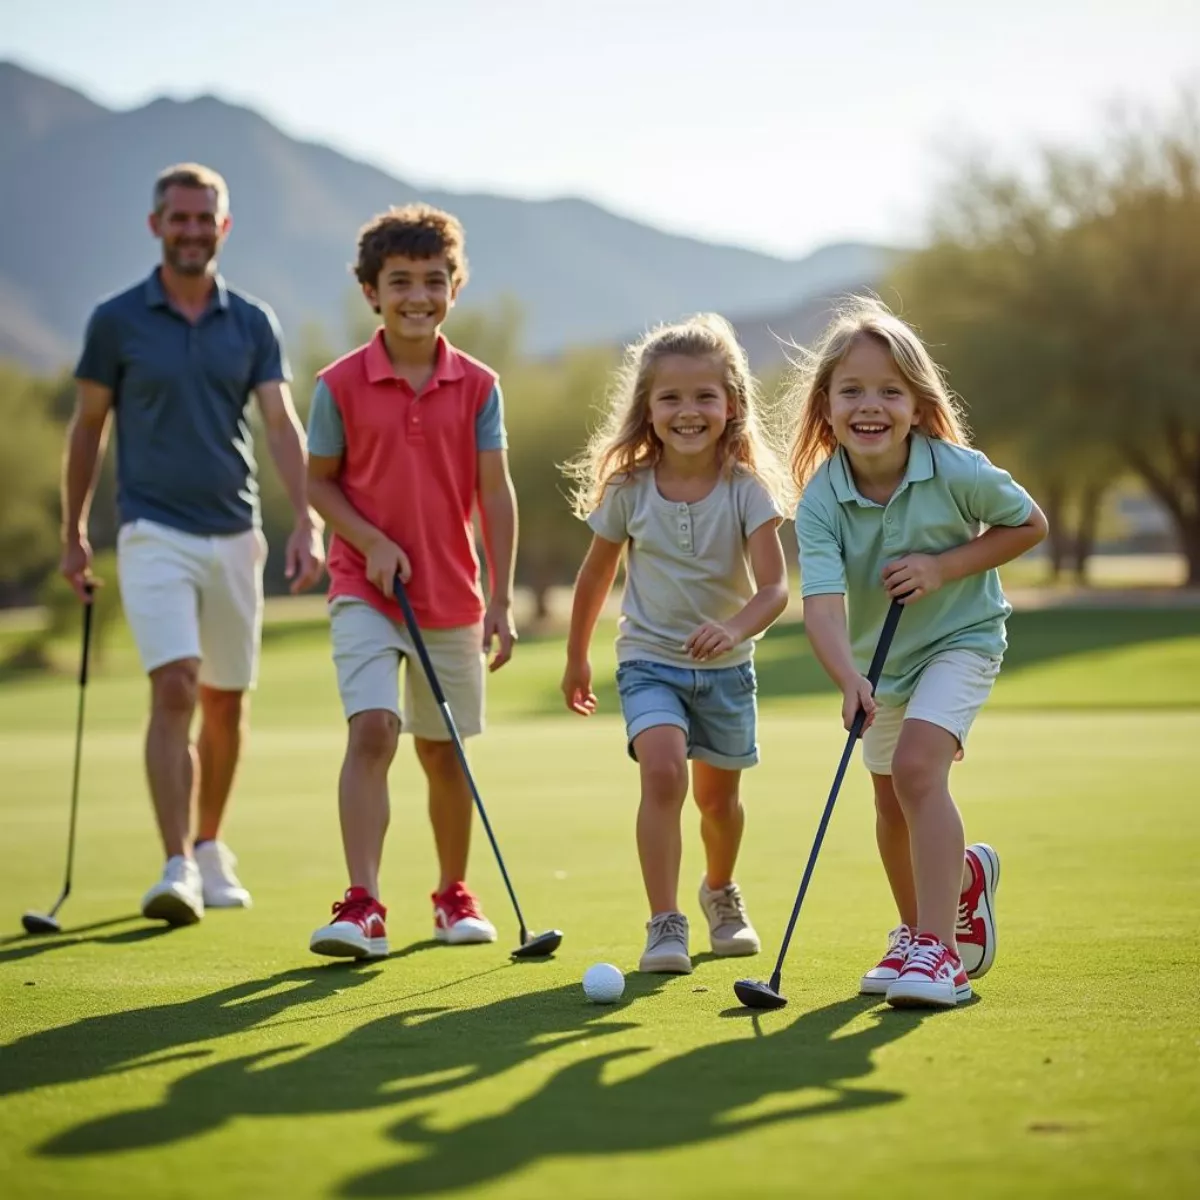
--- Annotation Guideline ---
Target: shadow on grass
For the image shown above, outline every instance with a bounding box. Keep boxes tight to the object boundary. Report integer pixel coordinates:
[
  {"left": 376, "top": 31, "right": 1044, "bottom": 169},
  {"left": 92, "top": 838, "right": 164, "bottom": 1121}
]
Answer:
[
  {"left": 0, "top": 963, "right": 384, "bottom": 1098},
  {"left": 0, "top": 915, "right": 173, "bottom": 964},
  {"left": 339, "top": 996, "right": 926, "bottom": 1197},
  {"left": 30, "top": 965, "right": 927, "bottom": 1196}
]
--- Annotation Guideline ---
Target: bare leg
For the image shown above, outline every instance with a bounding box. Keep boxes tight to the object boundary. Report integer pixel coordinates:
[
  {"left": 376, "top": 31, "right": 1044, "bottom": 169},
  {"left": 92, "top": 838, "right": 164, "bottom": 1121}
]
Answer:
[
  {"left": 145, "top": 660, "right": 200, "bottom": 860},
  {"left": 691, "top": 761, "right": 744, "bottom": 890},
  {"left": 871, "top": 771, "right": 918, "bottom": 927},
  {"left": 633, "top": 725, "right": 690, "bottom": 915},
  {"left": 415, "top": 737, "right": 474, "bottom": 893},
  {"left": 196, "top": 686, "right": 246, "bottom": 842},
  {"left": 891, "top": 720, "right": 964, "bottom": 950},
  {"left": 339, "top": 710, "right": 399, "bottom": 898}
]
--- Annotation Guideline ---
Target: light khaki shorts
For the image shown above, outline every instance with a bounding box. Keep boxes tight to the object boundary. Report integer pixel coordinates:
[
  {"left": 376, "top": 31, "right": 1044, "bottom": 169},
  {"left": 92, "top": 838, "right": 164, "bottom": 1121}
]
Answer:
[
  {"left": 329, "top": 597, "right": 485, "bottom": 738},
  {"left": 116, "top": 518, "right": 266, "bottom": 690},
  {"left": 863, "top": 649, "right": 1001, "bottom": 775}
]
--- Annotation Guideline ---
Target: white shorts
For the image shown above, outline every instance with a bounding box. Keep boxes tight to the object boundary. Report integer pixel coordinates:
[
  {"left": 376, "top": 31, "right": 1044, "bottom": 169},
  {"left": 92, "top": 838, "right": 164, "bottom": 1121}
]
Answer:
[
  {"left": 329, "top": 597, "right": 485, "bottom": 739},
  {"left": 116, "top": 518, "right": 266, "bottom": 691},
  {"left": 862, "top": 649, "right": 1001, "bottom": 776}
]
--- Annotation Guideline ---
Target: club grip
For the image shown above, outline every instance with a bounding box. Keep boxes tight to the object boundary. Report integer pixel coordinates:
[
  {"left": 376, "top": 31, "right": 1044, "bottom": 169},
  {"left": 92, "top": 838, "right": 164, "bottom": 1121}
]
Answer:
[{"left": 79, "top": 582, "right": 95, "bottom": 687}]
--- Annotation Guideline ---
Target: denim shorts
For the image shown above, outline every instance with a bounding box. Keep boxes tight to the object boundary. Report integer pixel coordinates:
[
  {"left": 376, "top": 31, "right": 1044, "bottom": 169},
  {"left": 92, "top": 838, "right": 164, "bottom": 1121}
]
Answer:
[{"left": 615, "top": 659, "right": 759, "bottom": 771}]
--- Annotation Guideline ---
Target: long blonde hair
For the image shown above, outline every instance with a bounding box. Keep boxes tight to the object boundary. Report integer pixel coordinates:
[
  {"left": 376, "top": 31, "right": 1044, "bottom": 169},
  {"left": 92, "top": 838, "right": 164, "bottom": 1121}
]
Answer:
[
  {"left": 564, "top": 313, "right": 792, "bottom": 518},
  {"left": 784, "top": 296, "right": 971, "bottom": 491}
]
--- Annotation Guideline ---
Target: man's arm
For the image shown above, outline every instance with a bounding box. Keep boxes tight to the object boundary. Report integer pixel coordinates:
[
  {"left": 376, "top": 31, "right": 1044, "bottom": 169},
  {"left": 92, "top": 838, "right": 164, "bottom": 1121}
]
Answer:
[
  {"left": 477, "top": 448, "right": 518, "bottom": 671},
  {"left": 60, "top": 380, "right": 114, "bottom": 600},
  {"left": 255, "top": 380, "right": 325, "bottom": 593}
]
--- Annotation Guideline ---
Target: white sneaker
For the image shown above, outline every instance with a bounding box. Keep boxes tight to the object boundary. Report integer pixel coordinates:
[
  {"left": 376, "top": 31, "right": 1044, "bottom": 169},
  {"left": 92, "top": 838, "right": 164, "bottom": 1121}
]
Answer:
[
  {"left": 698, "top": 879, "right": 761, "bottom": 956},
  {"left": 195, "top": 840, "right": 252, "bottom": 908},
  {"left": 141, "top": 855, "right": 204, "bottom": 925},
  {"left": 638, "top": 911, "right": 692, "bottom": 974}
]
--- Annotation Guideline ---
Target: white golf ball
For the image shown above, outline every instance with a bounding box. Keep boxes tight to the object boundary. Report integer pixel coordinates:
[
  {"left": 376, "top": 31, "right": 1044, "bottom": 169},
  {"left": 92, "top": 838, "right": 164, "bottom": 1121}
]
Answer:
[{"left": 582, "top": 962, "right": 625, "bottom": 1004}]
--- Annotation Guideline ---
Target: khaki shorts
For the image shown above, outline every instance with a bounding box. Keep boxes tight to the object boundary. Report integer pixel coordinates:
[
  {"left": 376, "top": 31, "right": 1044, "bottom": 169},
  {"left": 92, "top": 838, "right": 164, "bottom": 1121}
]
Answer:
[
  {"left": 116, "top": 518, "right": 266, "bottom": 690},
  {"left": 329, "top": 597, "right": 485, "bottom": 738},
  {"left": 863, "top": 649, "right": 1001, "bottom": 775}
]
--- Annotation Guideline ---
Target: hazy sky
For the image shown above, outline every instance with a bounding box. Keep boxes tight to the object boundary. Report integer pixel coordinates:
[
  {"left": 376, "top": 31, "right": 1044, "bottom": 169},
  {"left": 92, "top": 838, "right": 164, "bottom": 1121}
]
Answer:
[{"left": 2, "top": 0, "right": 1197, "bottom": 258}]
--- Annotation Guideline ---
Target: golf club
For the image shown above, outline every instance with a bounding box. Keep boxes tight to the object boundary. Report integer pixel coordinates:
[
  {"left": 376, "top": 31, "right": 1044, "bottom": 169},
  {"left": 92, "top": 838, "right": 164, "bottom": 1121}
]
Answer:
[
  {"left": 734, "top": 596, "right": 906, "bottom": 1010},
  {"left": 393, "top": 572, "right": 563, "bottom": 959},
  {"left": 22, "top": 583, "right": 95, "bottom": 936}
]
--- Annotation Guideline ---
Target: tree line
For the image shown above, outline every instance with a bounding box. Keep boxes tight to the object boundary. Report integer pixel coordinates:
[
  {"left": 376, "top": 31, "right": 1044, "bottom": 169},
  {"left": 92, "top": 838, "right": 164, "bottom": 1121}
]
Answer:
[{"left": 1, "top": 90, "right": 1196, "bottom": 649}]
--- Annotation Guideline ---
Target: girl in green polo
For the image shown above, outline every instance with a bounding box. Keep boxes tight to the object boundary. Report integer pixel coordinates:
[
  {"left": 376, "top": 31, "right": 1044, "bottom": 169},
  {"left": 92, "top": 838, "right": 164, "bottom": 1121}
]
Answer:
[{"left": 787, "top": 297, "right": 1048, "bottom": 1009}]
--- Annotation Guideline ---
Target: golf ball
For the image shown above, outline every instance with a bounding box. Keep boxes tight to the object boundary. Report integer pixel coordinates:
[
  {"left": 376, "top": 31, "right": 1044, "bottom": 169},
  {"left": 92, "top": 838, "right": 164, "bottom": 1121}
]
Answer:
[{"left": 583, "top": 962, "right": 625, "bottom": 1004}]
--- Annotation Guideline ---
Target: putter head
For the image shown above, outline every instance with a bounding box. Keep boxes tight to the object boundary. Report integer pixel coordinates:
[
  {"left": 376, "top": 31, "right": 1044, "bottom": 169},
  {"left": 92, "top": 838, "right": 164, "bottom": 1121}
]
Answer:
[
  {"left": 21, "top": 911, "right": 61, "bottom": 936},
  {"left": 734, "top": 978, "right": 788, "bottom": 1010},
  {"left": 510, "top": 929, "right": 563, "bottom": 959}
]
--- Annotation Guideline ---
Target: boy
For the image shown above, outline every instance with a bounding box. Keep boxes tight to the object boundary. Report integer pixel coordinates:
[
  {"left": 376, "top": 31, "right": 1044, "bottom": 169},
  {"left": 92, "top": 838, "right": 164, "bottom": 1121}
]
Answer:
[{"left": 305, "top": 203, "right": 519, "bottom": 958}]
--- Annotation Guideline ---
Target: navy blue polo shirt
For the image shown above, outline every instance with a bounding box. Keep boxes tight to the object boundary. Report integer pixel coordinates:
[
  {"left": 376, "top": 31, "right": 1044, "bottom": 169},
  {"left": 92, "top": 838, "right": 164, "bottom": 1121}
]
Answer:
[{"left": 74, "top": 268, "right": 291, "bottom": 536}]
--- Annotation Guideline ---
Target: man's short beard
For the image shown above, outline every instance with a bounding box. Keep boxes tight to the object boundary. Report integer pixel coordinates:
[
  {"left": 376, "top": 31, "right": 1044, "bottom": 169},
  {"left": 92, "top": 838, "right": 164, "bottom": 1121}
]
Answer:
[{"left": 166, "top": 244, "right": 216, "bottom": 276}]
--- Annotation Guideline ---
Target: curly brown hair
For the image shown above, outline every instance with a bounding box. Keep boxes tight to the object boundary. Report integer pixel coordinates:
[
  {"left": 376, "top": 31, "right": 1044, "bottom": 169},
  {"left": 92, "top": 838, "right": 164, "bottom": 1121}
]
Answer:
[{"left": 353, "top": 203, "right": 469, "bottom": 289}]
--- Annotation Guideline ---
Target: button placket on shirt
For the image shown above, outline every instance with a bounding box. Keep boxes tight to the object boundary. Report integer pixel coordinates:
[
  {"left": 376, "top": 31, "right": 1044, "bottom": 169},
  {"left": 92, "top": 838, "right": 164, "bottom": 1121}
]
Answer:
[
  {"left": 880, "top": 483, "right": 908, "bottom": 554},
  {"left": 404, "top": 379, "right": 423, "bottom": 442},
  {"left": 675, "top": 501, "right": 694, "bottom": 555}
]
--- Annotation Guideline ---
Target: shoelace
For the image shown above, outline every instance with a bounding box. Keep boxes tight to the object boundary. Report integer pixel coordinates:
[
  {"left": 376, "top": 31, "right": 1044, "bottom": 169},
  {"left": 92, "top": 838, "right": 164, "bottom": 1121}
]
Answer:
[
  {"left": 332, "top": 894, "right": 376, "bottom": 923},
  {"left": 955, "top": 901, "right": 973, "bottom": 937},
  {"left": 885, "top": 925, "right": 914, "bottom": 959},
  {"left": 708, "top": 884, "right": 747, "bottom": 926},
  {"left": 903, "top": 939, "right": 946, "bottom": 979},
  {"left": 648, "top": 913, "right": 688, "bottom": 947},
  {"left": 440, "top": 885, "right": 483, "bottom": 920}
]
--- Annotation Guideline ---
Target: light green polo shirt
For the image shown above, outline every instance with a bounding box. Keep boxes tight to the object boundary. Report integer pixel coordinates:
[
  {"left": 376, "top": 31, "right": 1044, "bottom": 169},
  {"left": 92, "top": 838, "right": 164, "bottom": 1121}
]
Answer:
[{"left": 794, "top": 433, "right": 1033, "bottom": 702}]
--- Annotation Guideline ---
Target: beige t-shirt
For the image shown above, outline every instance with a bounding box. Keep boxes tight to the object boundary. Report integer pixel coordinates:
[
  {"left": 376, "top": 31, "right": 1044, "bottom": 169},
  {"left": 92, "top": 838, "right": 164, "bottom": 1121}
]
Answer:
[{"left": 587, "top": 466, "right": 783, "bottom": 668}]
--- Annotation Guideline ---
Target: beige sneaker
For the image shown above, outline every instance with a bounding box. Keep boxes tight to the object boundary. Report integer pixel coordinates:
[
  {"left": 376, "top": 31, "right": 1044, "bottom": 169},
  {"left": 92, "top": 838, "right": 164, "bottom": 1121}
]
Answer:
[
  {"left": 698, "top": 879, "right": 761, "bottom": 956},
  {"left": 638, "top": 911, "right": 692, "bottom": 973}
]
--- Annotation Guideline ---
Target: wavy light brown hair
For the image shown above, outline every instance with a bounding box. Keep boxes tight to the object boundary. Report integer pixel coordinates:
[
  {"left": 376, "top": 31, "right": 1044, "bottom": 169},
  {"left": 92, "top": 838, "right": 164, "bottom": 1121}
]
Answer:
[
  {"left": 784, "top": 296, "right": 970, "bottom": 491},
  {"left": 564, "top": 313, "right": 792, "bottom": 518},
  {"left": 353, "top": 203, "right": 469, "bottom": 289}
]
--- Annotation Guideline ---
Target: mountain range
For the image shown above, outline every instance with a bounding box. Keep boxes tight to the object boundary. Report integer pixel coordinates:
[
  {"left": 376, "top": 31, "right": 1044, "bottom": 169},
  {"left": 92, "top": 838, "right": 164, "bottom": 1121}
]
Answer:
[{"left": 0, "top": 60, "right": 896, "bottom": 373}]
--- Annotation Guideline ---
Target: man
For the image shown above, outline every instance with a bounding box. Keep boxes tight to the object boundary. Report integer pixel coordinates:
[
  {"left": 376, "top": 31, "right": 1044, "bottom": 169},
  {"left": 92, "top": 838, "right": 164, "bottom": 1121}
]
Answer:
[{"left": 60, "top": 162, "right": 325, "bottom": 925}]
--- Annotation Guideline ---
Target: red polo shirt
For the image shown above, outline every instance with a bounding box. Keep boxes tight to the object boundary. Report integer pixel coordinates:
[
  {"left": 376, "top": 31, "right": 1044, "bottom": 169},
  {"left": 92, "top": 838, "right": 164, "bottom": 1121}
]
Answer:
[{"left": 317, "top": 331, "right": 499, "bottom": 628}]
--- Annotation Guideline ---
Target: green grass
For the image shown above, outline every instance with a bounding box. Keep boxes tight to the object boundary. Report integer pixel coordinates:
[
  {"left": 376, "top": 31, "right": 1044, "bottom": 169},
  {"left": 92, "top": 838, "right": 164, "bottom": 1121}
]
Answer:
[{"left": 2, "top": 607, "right": 1199, "bottom": 1198}]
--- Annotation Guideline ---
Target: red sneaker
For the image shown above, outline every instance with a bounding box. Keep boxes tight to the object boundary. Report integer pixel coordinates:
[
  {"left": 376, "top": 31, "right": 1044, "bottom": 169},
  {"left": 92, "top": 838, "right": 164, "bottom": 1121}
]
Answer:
[
  {"left": 432, "top": 882, "right": 497, "bottom": 945},
  {"left": 886, "top": 933, "right": 972, "bottom": 1008},
  {"left": 860, "top": 924, "right": 915, "bottom": 995},
  {"left": 309, "top": 886, "right": 389, "bottom": 959},
  {"left": 957, "top": 843, "right": 999, "bottom": 979}
]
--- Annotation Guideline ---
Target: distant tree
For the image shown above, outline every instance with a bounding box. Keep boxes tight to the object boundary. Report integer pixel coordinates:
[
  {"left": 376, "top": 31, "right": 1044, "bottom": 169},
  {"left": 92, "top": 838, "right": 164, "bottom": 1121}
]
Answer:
[
  {"left": 889, "top": 91, "right": 1200, "bottom": 583},
  {"left": 508, "top": 347, "right": 616, "bottom": 620},
  {"left": 0, "top": 363, "right": 67, "bottom": 602}
]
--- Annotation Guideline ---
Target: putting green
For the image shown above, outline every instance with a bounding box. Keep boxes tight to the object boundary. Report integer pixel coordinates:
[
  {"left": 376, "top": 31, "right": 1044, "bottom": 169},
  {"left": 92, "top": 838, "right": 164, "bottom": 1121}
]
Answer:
[{"left": 1, "top": 608, "right": 1198, "bottom": 1198}]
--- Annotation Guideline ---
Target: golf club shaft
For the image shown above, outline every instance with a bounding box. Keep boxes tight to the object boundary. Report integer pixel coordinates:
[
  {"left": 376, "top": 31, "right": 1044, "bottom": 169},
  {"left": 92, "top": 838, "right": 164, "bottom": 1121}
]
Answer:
[
  {"left": 767, "top": 597, "right": 905, "bottom": 989},
  {"left": 392, "top": 574, "right": 530, "bottom": 938},
  {"left": 56, "top": 588, "right": 94, "bottom": 912}
]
